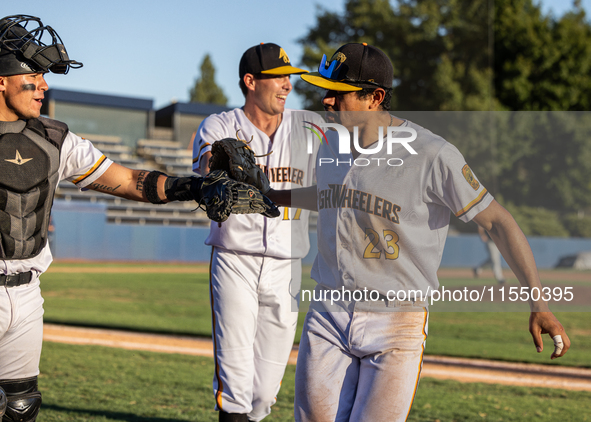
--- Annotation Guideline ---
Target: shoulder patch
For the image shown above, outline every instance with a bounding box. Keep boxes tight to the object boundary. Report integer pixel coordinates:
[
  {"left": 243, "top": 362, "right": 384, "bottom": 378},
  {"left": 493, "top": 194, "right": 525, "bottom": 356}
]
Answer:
[{"left": 462, "top": 164, "right": 480, "bottom": 190}]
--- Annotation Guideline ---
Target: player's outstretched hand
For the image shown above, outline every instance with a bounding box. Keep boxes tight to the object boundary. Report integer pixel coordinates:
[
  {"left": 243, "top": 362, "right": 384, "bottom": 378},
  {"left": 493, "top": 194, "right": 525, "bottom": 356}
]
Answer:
[
  {"left": 200, "top": 170, "right": 280, "bottom": 223},
  {"left": 529, "top": 312, "right": 570, "bottom": 359}
]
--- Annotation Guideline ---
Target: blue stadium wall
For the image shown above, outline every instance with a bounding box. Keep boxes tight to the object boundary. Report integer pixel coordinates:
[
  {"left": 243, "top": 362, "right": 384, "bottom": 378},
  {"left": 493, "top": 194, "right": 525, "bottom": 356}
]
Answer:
[{"left": 52, "top": 200, "right": 591, "bottom": 268}]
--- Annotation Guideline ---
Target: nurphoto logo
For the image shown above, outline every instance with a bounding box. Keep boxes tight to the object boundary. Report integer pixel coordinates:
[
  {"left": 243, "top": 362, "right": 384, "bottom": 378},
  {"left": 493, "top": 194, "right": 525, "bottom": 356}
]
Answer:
[{"left": 304, "top": 122, "right": 418, "bottom": 167}]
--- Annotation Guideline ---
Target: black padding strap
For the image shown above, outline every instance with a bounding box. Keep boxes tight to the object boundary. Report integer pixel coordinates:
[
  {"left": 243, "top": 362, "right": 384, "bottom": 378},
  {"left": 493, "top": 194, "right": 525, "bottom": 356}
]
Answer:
[
  {"left": 144, "top": 171, "right": 166, "bottom": 204},
  {"left": 164, "top": 176, "right": 203, "bottom": 202}
]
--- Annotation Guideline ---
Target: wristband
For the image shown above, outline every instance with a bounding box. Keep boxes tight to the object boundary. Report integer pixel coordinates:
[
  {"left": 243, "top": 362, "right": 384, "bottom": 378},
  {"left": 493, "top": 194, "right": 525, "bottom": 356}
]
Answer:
[{"left": 144, "top": 171, "right": 167, "bottom": 204}]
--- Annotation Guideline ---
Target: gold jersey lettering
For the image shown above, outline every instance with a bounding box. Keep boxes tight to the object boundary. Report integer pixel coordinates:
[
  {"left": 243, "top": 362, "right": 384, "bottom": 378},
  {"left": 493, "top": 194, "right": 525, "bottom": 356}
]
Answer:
[{"left": 321, "top": 184, "right": 400, "bottom": 223}]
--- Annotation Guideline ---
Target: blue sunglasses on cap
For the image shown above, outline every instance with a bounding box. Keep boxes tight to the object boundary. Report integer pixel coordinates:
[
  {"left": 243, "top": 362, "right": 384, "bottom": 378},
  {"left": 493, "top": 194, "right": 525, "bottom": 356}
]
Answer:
[{"left": 318, "top": 54, "right": 387, "bottom": 88}]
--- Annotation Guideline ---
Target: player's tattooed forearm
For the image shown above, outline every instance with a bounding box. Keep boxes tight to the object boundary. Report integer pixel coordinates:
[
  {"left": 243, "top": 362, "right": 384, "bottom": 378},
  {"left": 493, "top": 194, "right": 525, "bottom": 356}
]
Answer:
[
  {"left": 21, "top": 84, "right": 36, "bottom": 91},
  {"left": 136, "top": 171, "right": 147, "bottom": 192},
  {"left": 89, "top": 183, "right": 121, "bottom": 193}
]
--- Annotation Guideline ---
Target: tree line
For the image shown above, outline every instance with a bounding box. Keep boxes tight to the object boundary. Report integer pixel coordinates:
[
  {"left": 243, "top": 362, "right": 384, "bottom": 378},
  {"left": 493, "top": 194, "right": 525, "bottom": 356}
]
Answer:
[
  {"left": 190, "top": 0, "right": 591, "bottom": 235},
  {"left": 292, "top": 0, "right": 591, "bottom": 235}
]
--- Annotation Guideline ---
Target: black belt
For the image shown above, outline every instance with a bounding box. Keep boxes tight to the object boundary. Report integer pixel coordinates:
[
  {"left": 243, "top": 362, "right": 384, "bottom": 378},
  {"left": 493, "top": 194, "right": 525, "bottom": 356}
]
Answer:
[{"left": 0, "top": 271, "right": 33, "bottom": 287}]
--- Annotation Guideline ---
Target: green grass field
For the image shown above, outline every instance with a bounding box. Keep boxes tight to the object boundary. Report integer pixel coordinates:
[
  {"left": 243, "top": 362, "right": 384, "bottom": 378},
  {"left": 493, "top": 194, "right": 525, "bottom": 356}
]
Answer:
[
  {"left": 34, "top": 262, "right": 591, "bottom": 421},
  {"left": 42, "top": 268, "right": 213, "bottom": 336},
  {"left": 41, "top": 263, "right": 591, "bottom": 367},
  {"left": 38, "top": 342, "right": 591, "bottom": 421}
]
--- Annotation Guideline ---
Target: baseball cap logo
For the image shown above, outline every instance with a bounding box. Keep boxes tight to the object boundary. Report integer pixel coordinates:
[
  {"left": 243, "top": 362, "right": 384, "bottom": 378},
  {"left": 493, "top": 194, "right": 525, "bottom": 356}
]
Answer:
[
  {"left": 279, "top": 48, "right": 290, "bottom": 64},
  {"left": 319, "top": 53, "right": 349, "bottom": 80},
  {"left": 333, "top": 52, "right": 346, "bottom": 70}
]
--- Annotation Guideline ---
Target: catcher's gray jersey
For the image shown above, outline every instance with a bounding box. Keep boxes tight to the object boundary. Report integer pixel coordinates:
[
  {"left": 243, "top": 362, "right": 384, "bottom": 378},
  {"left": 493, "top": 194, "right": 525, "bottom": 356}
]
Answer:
[{"left": 312, "top": 119, "right": 493, "bottom": 296}]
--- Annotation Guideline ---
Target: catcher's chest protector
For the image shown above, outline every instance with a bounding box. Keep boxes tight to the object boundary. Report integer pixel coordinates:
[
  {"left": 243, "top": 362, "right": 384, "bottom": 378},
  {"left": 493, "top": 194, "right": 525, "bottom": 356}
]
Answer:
[{"left": 0, "top": 117, "right": 67, "bottom": 259}]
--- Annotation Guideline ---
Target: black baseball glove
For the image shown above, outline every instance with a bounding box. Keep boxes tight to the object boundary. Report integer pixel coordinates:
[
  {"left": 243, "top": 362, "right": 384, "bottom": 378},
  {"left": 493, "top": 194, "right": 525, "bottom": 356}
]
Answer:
[
  {"left": 209, "top": 137, "right": 271, "bottom": 194},
  {"left": 200, "top": 170, "right": 280, "bottom": 223}
]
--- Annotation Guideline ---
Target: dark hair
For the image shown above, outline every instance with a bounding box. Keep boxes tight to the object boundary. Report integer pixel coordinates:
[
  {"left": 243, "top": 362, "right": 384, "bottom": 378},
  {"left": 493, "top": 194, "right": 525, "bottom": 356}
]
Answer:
[
  {"left": 356, "top": 87, "right": 392, "bottom": 111},
  {"left": 239, "top": 77, "right": 248, "bottom": 97}
]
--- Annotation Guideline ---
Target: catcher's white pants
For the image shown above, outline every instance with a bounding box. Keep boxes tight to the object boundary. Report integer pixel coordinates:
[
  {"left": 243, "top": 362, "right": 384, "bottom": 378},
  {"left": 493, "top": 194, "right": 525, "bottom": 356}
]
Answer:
[
  {"left": 295, "top": 295, "right": 428, "bottom": 422},
  {"left": 209, "top": 247, "right": 300, "bottom": 421},
  {"left": 0, "top": 276, "right": 44, "bottom": 379}
]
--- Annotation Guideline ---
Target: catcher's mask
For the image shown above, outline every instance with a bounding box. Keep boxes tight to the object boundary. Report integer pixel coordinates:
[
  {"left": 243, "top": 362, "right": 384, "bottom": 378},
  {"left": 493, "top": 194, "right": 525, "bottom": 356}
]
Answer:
[{"left": 0, "top": 14, "right": 82, "bottom": 76}]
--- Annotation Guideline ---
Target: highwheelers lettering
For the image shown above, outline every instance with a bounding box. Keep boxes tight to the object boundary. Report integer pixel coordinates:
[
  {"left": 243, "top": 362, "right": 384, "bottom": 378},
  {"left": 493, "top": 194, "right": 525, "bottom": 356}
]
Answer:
[
  {"left": 257, "top": 164, "right": 305, "bottom": 186},
  {"left": 318, "top": 184, "right": 401, "bottom": 223}
]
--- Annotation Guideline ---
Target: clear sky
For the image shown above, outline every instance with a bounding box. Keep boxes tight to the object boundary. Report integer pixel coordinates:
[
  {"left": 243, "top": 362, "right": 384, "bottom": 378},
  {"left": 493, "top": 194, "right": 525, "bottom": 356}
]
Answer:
[{"left": 3, "top": 0, "right": 588, "bottom": 111}]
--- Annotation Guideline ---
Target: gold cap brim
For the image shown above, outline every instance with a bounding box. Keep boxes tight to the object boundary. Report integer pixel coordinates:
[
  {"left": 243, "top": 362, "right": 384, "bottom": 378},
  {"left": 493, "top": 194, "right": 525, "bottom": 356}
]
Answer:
[
  {"left": 300, "top": 72, "right": 362, "bottom": 91},
  {"left": 261, "top": 65, "right": 309, "bottom": 75}
]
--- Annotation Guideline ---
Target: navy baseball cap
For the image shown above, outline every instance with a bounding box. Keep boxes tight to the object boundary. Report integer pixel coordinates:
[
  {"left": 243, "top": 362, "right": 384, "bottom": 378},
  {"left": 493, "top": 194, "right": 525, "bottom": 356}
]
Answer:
[
  {"left": 301, "top": 43, "right": 393, "bottom": 92},
  {"left": 239, "top": 43, "right": 308, "bottom": 79}
]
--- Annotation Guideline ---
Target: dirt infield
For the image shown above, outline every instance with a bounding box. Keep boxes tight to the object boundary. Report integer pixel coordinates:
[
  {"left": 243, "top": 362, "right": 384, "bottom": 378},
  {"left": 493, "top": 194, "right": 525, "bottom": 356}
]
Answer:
[
  {"left": 43, "top": 323, "right": 591, "bottom": 392},
  {"left": 47, "top": 263, "right": 209, "bottom": 274},
  {"left": 438, "top": 268, "right": 591, "bottom": 282},
  {"left": 47, "top": 262, "right": 591, "bottom": 281}
]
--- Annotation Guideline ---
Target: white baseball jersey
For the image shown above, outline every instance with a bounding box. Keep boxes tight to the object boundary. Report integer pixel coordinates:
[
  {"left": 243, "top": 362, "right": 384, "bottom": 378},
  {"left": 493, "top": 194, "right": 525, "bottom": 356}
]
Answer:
[
  {"left": 312, "top": 119, "right": 493, "bottom": 296},
  {"left": 193, "top": 108, "right": 321, "bottom": 259},
  {"left": 296, "top": 118, "right": 492, "bottom": 422}
]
